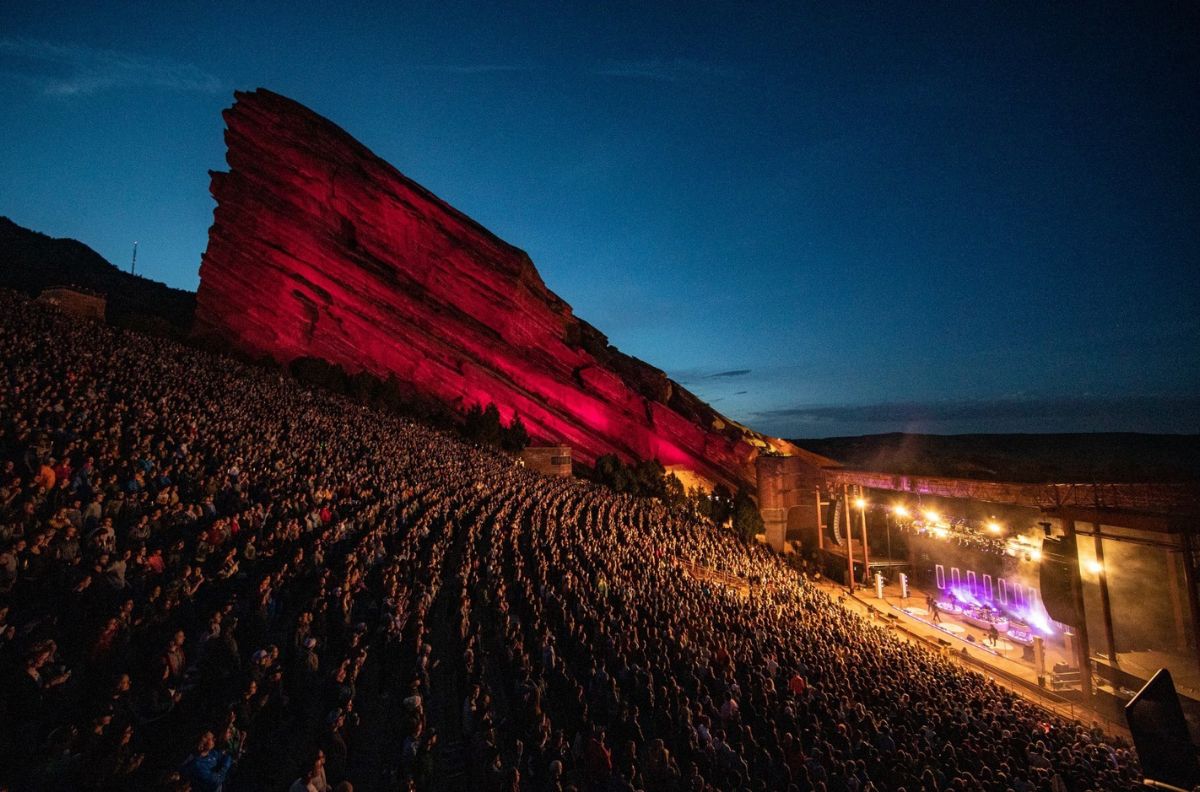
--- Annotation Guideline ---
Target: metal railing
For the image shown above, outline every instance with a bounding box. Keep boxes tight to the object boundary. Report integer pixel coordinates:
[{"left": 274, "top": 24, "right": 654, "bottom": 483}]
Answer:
[{"left": 677, "top": 559, "right": 751, "bottom": 596}]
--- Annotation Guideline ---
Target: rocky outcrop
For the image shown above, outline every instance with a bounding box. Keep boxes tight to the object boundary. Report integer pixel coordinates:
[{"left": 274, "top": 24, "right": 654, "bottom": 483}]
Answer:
[{"left": 196, "top": 89, "right": 796, "bottom": 488}]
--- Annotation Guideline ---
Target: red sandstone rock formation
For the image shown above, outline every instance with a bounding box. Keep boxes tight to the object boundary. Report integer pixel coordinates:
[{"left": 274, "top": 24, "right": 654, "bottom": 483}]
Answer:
[{"left": 196, "top": 88, "right": 797, "bottom": 488}]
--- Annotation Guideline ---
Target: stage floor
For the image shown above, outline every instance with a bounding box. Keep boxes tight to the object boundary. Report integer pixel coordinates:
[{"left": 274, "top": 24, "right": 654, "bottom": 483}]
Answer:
[
  {"left": 866, "top": 582, "right": 1072, "bottom": 678},
  {"left": 867, "top": 582, "right": 1200, "bottom": 703},
  {"left": 807, "top": 576, "right": 1133, "bottom": 737}
]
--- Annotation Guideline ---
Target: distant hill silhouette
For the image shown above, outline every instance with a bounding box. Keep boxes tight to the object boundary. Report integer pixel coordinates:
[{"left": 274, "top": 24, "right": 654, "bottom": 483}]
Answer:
[
  {"left": 792, "top": 432, "right": 1200, "bottom": 483},
  {"left": 0, "top": 217, "right": 195, "bottom": 336}
]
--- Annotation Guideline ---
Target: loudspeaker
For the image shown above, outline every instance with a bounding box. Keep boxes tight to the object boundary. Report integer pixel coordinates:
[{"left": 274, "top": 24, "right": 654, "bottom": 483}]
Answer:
[
  {"left": 1125, "top": 668, "right": 1200, "bottom": 790},
  {"left": 1039, "top": 536, "right": 1082, "bottom": 626}
]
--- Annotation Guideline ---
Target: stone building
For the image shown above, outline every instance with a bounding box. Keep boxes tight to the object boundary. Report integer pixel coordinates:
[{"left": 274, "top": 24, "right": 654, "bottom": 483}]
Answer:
[
  {"left": 37, "top": 287, "right": 106, "bottom": 321},
  {"left": 521, "top": 445, "right": 572, "bottom": 478}
]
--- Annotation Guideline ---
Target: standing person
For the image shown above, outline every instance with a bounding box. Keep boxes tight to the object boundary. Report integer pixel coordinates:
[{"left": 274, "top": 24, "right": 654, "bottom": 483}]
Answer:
[
  {"left": 582, "top": 726, "right": 612, "bottom": 790},
  {"left": 180, "top": 731, "right": 234, "bottom": 792},
  {"left": 930, "top": 599, "right": 941, "bottom": 624}
]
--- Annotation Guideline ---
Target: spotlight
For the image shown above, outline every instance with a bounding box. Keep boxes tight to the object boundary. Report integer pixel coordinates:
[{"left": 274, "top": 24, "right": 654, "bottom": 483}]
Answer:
[
  {"left": 1086, "top": 560, "right": 1103, "bottom": 575},
  {"left": 1030, "top": 548, "right": 1042, "bottom": 562},
  {"left": 854, "top": 497, "right": 867, "bottom": 510},
  {"left": 893, "top": 504, "right": 909, "bottom": 518},
  {"left": 986, "top": 521, "right": 1002, "bottom": 534},
  {"left": 924, "top": 510, "right": 940, "bottom": 524}
]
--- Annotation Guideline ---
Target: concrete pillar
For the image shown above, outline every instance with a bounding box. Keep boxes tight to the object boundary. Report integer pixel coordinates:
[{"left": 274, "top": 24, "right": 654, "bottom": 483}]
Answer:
[
  {"left": 757, "top": 455, "right": 824, "bottom": 554},
  {"left": 1166, "top": 549, "right": 1189, "bottom": 653},
  {"left": 755, "top": 456, "right": 788, "bottom": 552},
  {"left": 1092, "top": 524, "right": 1118, "bottom": 665},
  {"left": 1062, "top": 519, "right": 1094, "bottom": 698},
  {"left": 1179, "top": 532, "right": 1200, "bottom": 682}
]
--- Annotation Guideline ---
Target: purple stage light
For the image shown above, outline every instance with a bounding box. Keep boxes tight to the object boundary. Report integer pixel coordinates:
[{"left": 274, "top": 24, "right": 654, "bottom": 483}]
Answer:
[{"left": 1009, "top": 600, "right": 1055, "bottom": 636}]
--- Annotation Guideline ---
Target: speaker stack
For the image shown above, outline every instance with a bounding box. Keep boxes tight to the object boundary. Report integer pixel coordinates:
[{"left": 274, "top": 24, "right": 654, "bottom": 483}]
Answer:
[{"left": 1038, "top": 535, "right": 1083, "bottom": 626}]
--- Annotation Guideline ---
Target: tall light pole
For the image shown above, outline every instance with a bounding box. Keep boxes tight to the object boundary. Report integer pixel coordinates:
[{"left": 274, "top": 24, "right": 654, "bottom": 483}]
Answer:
[
  {"left": 856, "top": 489, "right": 870, "bottom": 585},
  {"left": 892, "top": 504, "right": 910, "bottom": 563}
]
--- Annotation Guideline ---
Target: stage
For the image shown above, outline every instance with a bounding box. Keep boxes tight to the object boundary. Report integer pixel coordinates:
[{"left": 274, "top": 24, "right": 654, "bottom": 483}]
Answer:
[{"left": 806, "top": 575, "right": 1133, "bottom": 737}]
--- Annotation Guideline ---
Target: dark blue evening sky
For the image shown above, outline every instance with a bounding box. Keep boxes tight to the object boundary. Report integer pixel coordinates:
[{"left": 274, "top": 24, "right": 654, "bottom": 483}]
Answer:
[{"left": 2, "top": 2, "right": 1197, "bottom": 437}]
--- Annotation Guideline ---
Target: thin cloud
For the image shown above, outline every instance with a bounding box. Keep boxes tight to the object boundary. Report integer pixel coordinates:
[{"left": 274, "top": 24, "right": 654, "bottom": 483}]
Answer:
[
  {"left": 593, "top": 58, "right": 737, "bottom": 83},
  {"left": 0, "top": 37, "right": 222, "bottom": 96},
  {"left": 752, "top": 395, "right": 1200, "bottom": 427},
  {"left": 412, "top": 64, "right": 535, "bottom": 75},
  {"left": 671, "top": 366, "right": 753, "bottom": 385}
]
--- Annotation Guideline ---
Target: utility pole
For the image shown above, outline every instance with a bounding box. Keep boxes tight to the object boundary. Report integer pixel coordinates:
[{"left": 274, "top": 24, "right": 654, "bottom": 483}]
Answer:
[{"left": 130, "top": 242, "right": 138, "bottom": 276}]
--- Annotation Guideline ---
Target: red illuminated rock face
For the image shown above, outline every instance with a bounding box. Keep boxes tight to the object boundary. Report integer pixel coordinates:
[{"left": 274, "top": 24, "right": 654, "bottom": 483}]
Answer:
[{"left": 196, "top": 89, "right": 798, "bottom": 489}]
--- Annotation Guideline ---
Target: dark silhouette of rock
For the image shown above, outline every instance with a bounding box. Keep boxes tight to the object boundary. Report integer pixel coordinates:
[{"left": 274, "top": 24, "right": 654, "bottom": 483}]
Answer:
[
  {"left": 195, "top": 88, "right": 794, "bottom": 487},
  {"left": 0, "top": 217, "right": 195, "bottom": 336}
]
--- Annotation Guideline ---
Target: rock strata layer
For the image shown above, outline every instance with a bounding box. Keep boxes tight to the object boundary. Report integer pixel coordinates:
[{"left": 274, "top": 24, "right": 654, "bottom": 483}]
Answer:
[{"left": 196, "top": 89, "right": 796, "bottom": 488}]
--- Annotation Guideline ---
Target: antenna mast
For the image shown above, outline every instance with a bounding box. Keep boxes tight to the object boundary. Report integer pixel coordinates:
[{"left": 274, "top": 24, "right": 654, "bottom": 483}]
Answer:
[{"left": 131, "top": 242, "right": 138, "bottom": 276}]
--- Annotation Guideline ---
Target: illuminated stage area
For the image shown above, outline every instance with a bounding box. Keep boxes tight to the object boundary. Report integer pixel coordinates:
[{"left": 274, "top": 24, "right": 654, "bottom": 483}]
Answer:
[{"left": 760, "top": 453, "right": 1200, "bottom": 740}]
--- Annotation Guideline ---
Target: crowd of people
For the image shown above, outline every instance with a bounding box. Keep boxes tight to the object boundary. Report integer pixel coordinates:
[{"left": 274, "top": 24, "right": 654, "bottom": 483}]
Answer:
[{"left": 0, "top": 290, "right": 1143, "bottom": 791}]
